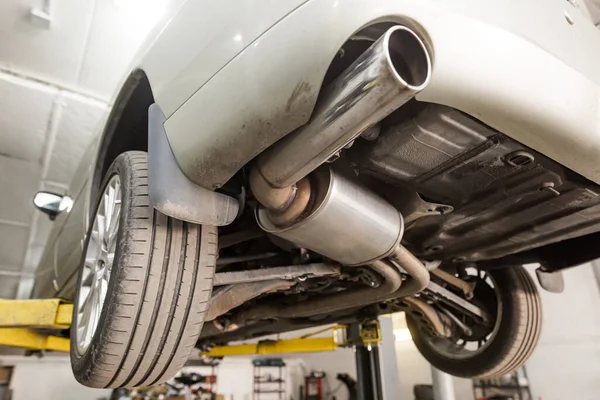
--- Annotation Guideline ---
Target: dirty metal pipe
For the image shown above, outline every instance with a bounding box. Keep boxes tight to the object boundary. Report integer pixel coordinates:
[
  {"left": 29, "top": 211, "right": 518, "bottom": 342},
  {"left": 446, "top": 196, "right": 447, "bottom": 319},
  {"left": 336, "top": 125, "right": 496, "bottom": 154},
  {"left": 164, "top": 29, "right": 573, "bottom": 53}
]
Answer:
[
  {"left": 206, "top": 280, "right": 294, "bottom": 321},
  {"left": 389, "top": 245, "right": 430, "bottom": 293},
  {"left": 255, "top": 25, "right": 431, "bottom": 189},
  {"left": 213, "top": 263, "right": 340, "bottom": 286},
  {"left": 227, "top": 245, "right": 430, "bottom": 327},
  {"left": 235, "top": 259, "right": 402, "bottom": 321},
  {"left": 277, "top": 246, "right": 430, "bottom": 318},
  {"left": 377, "top": 245, "right": 431, "bottom": 301}
]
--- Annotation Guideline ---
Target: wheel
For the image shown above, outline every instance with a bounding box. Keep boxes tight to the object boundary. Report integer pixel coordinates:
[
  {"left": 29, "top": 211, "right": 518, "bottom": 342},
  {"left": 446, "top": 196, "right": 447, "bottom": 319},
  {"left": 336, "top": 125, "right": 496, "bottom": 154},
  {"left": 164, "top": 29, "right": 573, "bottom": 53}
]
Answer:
[
  {"left": 70, "top": 151, "right": 217, "bottom": 388},
  {"left": 407, "top": 265, "right": 542, "bottom": 379}
]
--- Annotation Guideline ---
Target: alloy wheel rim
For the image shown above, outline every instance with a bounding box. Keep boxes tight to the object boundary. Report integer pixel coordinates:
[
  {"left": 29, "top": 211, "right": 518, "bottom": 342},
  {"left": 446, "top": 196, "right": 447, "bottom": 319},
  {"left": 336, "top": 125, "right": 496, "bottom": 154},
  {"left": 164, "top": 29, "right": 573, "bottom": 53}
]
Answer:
[
  {"left": 425, "top": 268, "right": 503, "bottom": 360},
  {"left": 76, "top": 175, "right": 121, "bottom": 354}
]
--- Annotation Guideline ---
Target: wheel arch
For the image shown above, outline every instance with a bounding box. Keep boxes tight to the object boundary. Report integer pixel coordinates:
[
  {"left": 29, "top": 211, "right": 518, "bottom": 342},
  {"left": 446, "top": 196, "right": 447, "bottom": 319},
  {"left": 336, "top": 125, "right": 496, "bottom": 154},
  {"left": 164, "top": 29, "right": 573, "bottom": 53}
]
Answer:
[{"left": 92, "top": 69, "right": 154, "bottom": 204}]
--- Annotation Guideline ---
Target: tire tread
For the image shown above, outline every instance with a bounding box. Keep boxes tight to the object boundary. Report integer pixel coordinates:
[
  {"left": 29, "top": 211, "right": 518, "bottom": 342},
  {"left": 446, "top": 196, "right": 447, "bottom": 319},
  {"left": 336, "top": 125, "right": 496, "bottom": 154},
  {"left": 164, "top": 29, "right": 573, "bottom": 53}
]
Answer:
[
  {"left": 71, "top": 151, "right": 217, "bottom": 389},
  {"left": 408, "top": 265, "right": 542, "bottom": 379}
]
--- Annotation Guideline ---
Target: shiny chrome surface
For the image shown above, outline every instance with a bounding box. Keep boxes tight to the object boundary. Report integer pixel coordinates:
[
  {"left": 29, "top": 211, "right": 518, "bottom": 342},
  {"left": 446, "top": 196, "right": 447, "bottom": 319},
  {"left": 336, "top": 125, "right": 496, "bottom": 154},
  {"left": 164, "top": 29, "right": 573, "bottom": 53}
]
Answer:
[
  {"left": 256, "top": 25, "right": 431, "bottom": 188},
  {"left": 257, "top": 167, "right": 403, "bottom": 266},
  {"left": 75, "top": 175, "right": 121, "bottom": 354}
]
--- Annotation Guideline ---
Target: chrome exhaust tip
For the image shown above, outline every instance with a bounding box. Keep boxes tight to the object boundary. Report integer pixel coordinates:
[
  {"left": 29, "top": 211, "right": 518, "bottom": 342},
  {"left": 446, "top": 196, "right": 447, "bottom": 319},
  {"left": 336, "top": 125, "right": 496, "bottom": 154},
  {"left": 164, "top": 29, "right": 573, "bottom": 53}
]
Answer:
[{"left": 256, "top": 25, "right": 432, "bottom": 189}]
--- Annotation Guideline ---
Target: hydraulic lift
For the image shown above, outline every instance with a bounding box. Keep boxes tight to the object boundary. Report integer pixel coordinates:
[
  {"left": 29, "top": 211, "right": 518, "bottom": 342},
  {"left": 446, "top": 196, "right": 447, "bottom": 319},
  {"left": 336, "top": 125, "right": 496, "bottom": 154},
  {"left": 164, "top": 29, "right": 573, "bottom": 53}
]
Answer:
[
  {"left": 201, "top": 320, "right": 385, "bottom": 400},
  {"left": 0, "top": 299, "right": 71, "bottom": 352},
  {"left": 0, "top": 299, "right": 386, "bottom": 400}
]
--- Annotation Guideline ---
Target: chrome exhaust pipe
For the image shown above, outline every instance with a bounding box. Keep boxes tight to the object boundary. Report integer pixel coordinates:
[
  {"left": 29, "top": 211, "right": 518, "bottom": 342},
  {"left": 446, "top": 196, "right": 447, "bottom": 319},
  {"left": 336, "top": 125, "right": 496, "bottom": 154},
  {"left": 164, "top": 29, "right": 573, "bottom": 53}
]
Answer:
[
  {"left": 231, "top": 26, "right": 432, "bottom": 328},
  {"left": 255, "top": 25, "right": 431, "bottom": 189},
  {"left": 250, "top": 24, "right": 431, "bottom": 229}
]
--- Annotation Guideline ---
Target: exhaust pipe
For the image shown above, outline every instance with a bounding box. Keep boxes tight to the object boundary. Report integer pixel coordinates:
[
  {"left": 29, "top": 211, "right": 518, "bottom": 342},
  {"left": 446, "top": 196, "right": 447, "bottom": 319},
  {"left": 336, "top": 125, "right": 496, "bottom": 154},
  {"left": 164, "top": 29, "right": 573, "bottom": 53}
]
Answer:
[
  {"left": 255, "top": 25, "right": 431, "bottom": 189},
  {"left": 232, "top": 259, "right": 402, "bottom": 322},
  {"left": 225, "top": 25, "right": 432, "bottom": 328},
  {"left": 251, "top": 24, "right": 431, "bottom": 230},
  {"left": 226, "top": 246, "right": 430, "bottom": 324}
]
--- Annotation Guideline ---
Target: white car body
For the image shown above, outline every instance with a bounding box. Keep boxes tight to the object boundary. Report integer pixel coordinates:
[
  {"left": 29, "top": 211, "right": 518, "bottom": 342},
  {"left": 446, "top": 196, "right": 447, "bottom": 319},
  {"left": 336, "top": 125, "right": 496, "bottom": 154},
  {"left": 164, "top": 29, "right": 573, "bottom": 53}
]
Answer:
[
  {"left": 34, "top": 0, "right": 600, "bottom": 299},
  {"left": 137, "top": 0, "right": 600, "bottom": 186},
  {"left": 31, "top": 0, "right": 600, "bottom": 387}
]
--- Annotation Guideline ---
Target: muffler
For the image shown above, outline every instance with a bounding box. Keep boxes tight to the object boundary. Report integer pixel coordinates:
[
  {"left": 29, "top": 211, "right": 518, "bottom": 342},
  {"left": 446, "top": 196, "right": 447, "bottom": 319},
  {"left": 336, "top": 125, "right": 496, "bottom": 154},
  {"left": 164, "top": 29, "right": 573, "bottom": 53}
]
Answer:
[
  {"left": 251, "top": 24, "right": 431, "bottom": 232},
  {"left": 225, "top": 25, "right": 433, "bottom": 325},
  {"left": 257, "top": 167, "right": 403, "bottom": 265},
  {"left": 251, "top": 24, "right": 431, "bottom": 264}
]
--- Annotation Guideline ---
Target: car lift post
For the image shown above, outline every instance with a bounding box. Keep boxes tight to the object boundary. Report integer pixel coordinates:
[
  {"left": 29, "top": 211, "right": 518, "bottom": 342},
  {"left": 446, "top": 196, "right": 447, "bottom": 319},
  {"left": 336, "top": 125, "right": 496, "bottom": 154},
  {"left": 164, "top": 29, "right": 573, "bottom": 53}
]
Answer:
[
  {"left": 347, "top": 321, "right": 384, "bottom": 400},
  {"left": 0, "top": 299, "right": 389, "bottom": 400}
]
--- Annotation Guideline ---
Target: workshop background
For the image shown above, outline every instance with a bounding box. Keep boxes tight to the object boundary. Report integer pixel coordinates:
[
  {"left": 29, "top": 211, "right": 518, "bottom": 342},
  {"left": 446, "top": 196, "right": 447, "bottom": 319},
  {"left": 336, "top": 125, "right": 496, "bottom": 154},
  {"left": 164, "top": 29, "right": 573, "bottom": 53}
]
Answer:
[{"left": 0, "top": 1, "right": 599, "bottom": 399}]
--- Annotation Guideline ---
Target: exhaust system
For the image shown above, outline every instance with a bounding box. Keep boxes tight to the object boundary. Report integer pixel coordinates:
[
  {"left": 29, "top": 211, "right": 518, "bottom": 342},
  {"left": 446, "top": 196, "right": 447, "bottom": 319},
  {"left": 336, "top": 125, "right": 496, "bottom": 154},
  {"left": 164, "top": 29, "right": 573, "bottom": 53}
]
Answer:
[
  {"left": 254, "top": 25, "right": 431, "bottom": 190},
  {"left": 210, "top": 25, "right": 432, "bottom": 324}
]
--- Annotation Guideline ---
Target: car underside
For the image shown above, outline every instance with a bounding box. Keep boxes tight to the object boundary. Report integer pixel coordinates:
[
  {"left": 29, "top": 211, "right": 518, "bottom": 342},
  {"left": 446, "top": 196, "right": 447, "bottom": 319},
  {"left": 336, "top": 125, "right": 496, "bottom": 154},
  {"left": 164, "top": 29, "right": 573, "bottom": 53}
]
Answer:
[
  {"left": 51, "top": 5, "right": 600, "bottom": 387},
  {"left": 199, "top": 99, "right": 600, "bottom": 337},
  {"left": 190, "top": 26, "right": 599, "bottom": 373}
]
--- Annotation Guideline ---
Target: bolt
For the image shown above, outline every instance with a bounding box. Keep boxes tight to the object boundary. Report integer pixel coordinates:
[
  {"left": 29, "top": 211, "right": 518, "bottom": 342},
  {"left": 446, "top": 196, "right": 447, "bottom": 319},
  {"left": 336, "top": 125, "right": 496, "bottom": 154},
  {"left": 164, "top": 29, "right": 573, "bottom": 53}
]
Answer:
[{"left": 540, "top": 182, "right": 560, "bottom": 196}]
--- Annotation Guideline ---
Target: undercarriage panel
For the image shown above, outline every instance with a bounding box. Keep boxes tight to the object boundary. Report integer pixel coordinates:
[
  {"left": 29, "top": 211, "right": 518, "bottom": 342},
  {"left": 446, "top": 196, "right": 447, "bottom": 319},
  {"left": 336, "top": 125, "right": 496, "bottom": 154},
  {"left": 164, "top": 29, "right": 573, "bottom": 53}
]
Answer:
[{"left": 353, "top": 103, "right": 600, "bottom": 262}]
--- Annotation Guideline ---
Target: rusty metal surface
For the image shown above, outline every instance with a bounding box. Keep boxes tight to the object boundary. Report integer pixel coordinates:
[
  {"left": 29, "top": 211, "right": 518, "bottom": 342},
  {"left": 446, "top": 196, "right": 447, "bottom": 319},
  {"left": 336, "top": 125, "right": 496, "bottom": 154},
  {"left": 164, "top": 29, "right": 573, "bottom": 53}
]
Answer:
[
  {"left": 399, "top": 297, "right": 450, "bottom": 338},
  {"left": 213, "top": 263, "right": 340, "bottom": 286},
  {"left": 206, "top": 280, "right": 294, "bottom": 321},
  {"left": 431, "top": 269, "right": 475, "bottom": 299}
]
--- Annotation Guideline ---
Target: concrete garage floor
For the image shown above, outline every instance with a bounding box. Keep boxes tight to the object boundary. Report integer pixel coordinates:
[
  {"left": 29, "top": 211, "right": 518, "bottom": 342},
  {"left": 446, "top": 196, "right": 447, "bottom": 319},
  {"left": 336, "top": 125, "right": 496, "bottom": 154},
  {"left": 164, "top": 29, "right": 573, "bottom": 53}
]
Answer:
[{"left": 0, "top": 1, "right": 600, "bottom": 399}]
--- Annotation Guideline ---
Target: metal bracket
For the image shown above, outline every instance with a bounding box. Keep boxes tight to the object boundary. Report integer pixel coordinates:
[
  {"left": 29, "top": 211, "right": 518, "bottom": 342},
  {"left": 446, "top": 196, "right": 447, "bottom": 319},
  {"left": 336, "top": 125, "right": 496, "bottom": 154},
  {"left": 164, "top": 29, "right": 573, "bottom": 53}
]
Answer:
[
  {"left": 430, "top": 268, "right": 476, "bottom": 299},
  {"left": 425, "top": 281, "right": 491, "bottom": 325}
]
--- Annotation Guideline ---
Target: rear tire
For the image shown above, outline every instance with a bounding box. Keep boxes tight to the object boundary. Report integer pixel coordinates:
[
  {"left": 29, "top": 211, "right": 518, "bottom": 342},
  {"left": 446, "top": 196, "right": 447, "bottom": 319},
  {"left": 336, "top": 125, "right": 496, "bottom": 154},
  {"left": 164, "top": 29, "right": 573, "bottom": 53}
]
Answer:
[
  {"left": 70, "top": 151, "right": 217, "bottom": 388},
  {"left": 408, "top": 265, "right": 542, "bottom": 379}
]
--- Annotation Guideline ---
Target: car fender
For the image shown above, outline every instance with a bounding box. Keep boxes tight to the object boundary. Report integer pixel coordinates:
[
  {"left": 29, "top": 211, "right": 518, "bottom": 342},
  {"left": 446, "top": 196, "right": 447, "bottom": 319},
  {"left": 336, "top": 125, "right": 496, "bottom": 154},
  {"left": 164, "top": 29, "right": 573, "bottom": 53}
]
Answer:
[{"left": 134, "top": 0, "right": 309, "bottom": 119}]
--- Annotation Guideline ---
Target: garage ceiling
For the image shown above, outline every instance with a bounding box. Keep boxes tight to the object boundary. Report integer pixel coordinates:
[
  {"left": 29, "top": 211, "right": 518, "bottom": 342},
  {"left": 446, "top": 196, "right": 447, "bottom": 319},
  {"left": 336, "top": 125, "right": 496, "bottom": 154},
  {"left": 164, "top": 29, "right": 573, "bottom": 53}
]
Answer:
[{"left": 0, "top": 0, "right": 181, "bottom": 298}]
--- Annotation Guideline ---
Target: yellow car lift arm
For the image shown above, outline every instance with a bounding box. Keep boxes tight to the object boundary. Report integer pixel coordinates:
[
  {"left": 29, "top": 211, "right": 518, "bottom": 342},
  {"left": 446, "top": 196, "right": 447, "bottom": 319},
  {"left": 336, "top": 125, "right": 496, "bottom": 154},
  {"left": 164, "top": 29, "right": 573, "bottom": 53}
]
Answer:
[
  {"left": 0, "top": 298, "right": 381, "bottom": 357},
  {"left": 200, "top": 321, "right": 381, "bottom": 358},
  {"left": 202, "top": 337, "right": 339, "bottom": 357},
  {"left": 0, "top": 299, "right": 72, "bottom": 352}
]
